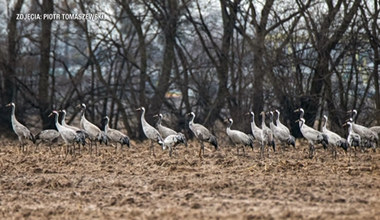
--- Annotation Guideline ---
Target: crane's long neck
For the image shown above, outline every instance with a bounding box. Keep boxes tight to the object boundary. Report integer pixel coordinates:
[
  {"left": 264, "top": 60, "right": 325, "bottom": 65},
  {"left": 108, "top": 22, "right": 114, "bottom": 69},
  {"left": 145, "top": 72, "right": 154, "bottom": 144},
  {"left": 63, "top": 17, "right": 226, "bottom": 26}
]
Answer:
[
  {"left": 140, "top": 109, "right": 148, "bottom": 126},
  {"left": 157, "top": 116, "right": 162, "bottom": 126},
  {"left": 299, "top": 111, "right": 304, "bottom": 119},
  {"left": 347, "top": 124, "right": 353, "bottom": 134},
  {"left": 10, "top": 105, "right": 16, "bottom": 123},
  {"left": 251, "top": 115, "right": 258, "bottom": 128},
  {"left": 322, "top": 119, "right": 327, "bottom": 131},
  {"left": 54, "top": 113, "right": 63, "bottom": 132},
  {"left": 261, "top": 114, "right": 266, "bottom": 128},
  {"left": 352, "top": 111, "right": 357, "bottom": 122},
  {"left": 104, "top": 119, "right": 109, "bottom": 133},
  {"left": 276, "top": 113, "right": 281, "bottom": 125},
  {"left": 227, "top": 121, "right": 232, "bottom": 130},
  {"left": 298, "top": 120, "right": 304, "bottom": 129},
  {"left": 61, "top": 112, "right": 67, "bottom": 126},
  {"left": 189, "top": 114, "right": 195, "bottom": 126}
]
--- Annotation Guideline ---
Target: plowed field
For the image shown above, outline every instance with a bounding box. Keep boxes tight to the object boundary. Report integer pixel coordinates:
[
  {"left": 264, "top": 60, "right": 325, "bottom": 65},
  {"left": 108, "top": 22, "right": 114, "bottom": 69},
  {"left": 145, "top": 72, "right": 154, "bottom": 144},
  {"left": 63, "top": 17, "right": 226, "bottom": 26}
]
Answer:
[{"left": 0, "top": 139, "right": 379, "bottom": 219}]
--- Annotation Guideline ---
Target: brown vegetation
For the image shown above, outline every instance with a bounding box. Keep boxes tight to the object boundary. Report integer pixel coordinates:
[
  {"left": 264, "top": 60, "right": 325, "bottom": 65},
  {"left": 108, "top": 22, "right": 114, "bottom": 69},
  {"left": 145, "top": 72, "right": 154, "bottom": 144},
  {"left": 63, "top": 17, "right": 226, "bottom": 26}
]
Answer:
[{"left": 0, "top": 140, "right": 379, "bottom": 219}]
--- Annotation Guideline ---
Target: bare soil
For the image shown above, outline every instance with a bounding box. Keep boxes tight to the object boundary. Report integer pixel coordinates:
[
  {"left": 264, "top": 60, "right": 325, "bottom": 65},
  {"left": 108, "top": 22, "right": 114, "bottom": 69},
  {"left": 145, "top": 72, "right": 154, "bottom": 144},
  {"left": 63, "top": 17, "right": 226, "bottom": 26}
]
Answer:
[{"left": 0, "top": 139, "right": 379, "bottom": 219}]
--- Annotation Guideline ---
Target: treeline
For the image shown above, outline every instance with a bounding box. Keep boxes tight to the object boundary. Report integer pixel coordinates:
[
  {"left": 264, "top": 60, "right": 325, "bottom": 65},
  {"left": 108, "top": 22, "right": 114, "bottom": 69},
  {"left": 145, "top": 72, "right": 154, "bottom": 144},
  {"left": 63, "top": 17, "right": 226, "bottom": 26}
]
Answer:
[{"left": 0, "top": 0, "right": 379, "bottom": 138}]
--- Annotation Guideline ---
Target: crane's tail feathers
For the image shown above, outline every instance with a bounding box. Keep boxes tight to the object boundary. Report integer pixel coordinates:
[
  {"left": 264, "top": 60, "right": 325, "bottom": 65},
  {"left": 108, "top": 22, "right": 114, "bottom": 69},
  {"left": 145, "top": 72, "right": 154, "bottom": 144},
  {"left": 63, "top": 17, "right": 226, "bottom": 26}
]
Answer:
[
  {"left": 30, "top": 132, "right": 36, "bottom": 144},
  {"left": 339, "top": 140, "right": 349, "bottom": 152},
  {"left": 121, "top": 136, "right": 130, "bottom": 148},
  {"left": 317, "top": 134, "right": 329, "bottom": 149},
  {"left": 248, "top": 134, "right": 254, "bottom": 149},
  {"left": 76, "top": 130, "right": 88, "bottom": 146},
  {"left": 287, "top": 135, "right": 296, "bottom": 148},
  {"left": 97, "top": 131, "right": 109, "bottom": 145},
  {"left": 209, "top": 135, "right": 218, "bottom": 150},
  {"left": 271, "top": 140, "right": 276, "bottom": 152}
]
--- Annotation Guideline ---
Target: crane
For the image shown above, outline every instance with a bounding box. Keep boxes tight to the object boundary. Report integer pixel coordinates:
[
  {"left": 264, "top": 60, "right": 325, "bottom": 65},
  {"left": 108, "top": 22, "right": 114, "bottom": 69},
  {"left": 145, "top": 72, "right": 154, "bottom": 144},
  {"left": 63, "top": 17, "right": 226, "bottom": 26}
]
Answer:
[
  {"left": 260, "top": 111, "right": 276, "bottom": 152},
  {"left": 295, "top": 108, "right": 329, "bottom": 158},
  {"left": 274, "top": 110, "right": 295, "bottom": 148},
  {"left": 247, "top": 112, "right": 264, "bottom": 158},
  {"left": 226, "top": 118, "right": 254, "bottom": 156},
  {"left": 154, "top": 113, "right": 187, "bottom": 148},
  {"left": 6, "top": 102, "right": 35, "bottom": 152},
  {"left": 343, "top": 121, "right": 361, "bottom": 151},
  {"left": 163, "top": 133, "right": 187, "bottom": 157},
  {"left": 78, "top": 103, "right": 104, "bottom": 155},
  {"left": 154, "top": 113, "right": 177, "bottom": 138},
  {"left": 103, "top": 116, "right": 130, "bottom": 151},
  {"left": 60, "top": 109, "right": 88, "bottom": 153},
  {"left": 187, "top": 112, "right": 218, "bottom": 158},
  {"left": 35, "top": 129, "right": 61, "bottom": 152},
  {"left": 347, "top": 110, "right": 378, "bottom": 149},
  {"left": 321, "top": 115, "right": 348, "bottom": 158},
  {"left": 137, "top": 107, "right": 164, "bottom": 157},
  {"left": 49, "top": 110, "right": 85, "bottom": 157},
  {"left": 268, "top": 111, "right": 295, "bottom": 150}
]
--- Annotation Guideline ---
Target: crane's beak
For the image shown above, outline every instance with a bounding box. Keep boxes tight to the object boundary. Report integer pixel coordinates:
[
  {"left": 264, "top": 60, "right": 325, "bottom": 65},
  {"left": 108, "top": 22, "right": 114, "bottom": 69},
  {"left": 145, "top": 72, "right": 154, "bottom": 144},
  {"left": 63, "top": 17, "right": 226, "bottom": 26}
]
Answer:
[
  {"left": 48, "top": 112, "right": 54, "bottom": 117},
  {"left": 136, "top": 108, "right": 141, "bottom": 111},
  {"left": 342, "top": 122, "right": 347, "bottom": 127},
  {"left": 6, "top": 103, "right": 11, "bottom": 107},
  {"left": 153, "top": 114, "right": 159, "bottom": 118},
  {"left": 294, "top": 109, "right": 300, "bottom": 112},
  {"left": 295, "top": 119, "right": 300, "bottom": 123}
]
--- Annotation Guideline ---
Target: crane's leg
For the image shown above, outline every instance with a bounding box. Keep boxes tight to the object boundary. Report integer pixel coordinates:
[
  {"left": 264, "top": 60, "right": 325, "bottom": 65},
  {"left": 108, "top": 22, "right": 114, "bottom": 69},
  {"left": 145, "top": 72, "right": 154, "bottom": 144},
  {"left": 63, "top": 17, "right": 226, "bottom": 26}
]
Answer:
[
  {"left": 64, "top": 144, "right": 69, "bottom": 159},
  {"left": 95, "top": 141, "right": 99, "bottom": 156},
  {"left": 309, "top": 143, "right": 314, "bottom": 159},
  {"left": 260, "top": 142, "right": 264, "bottom": 159},
  {"left": 198, "top": 141, "right": 203, "bottom": 158},
  {"left": 242, "top": 145, "right": 246, "bottom": 156},
  {"left": 150, "top": 140, "right": 156, "bottom": 157},
  {"left": 34, "top": 142, "right": 39, "bottom": 153},
  {"left": 169, "top": 145, "right": 173, "bottom": 157}
]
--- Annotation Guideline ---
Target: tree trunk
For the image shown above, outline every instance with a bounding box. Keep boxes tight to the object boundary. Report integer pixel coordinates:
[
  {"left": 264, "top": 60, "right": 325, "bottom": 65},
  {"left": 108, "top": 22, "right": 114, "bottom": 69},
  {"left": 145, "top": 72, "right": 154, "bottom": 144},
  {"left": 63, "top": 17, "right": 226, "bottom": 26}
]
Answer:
[
  {"left": 39, "top": 0, "right": 53, "bottom": 129},
  {"left": 149, "top": 0, "right": 178, "bottom": 116},
  {"left": 0, "top": 0, "right": 24, "bottom": 131}
]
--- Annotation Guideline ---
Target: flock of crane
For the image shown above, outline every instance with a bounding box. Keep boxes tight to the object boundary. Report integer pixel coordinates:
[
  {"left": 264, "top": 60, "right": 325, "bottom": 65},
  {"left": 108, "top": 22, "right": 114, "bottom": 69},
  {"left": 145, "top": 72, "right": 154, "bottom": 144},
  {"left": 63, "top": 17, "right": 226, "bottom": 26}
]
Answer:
[{"left": 5, "top": 102, "right": 380, "bottom": 159}]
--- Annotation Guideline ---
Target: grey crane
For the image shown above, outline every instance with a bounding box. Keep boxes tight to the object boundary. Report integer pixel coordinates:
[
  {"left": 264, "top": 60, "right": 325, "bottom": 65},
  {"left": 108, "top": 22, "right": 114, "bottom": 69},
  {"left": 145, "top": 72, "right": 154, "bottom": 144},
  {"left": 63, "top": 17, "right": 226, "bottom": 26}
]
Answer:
[
  {"left": 154, "top": 113, "right": 187, "bottom": 148},
  {"left": 6, "top": 102, "right": 35, "bottom": 152},
  {"left": 226, "top": 118, "right": 253, "bottom": 156},
  {"left": 321, "top": 115, "right": 348, "bottom": 158},
  {"left": 295, "top": 108, "right": 329, "bottom": 158},
  {"left": 348, "top": 110, "right": 378, "bottom": 148},
  {"left": 35, "top": 129, "right": 61, "bottom": 152},
  {"left": 103, "top": 116, "right": 130, "bottom": 151},
  {"left": 343, "top": 121, "right": 361, "bottom": 151},
  {"left": 137, "top": 107, "right": 164, "bottom": 156},
  {"left": 274, "top": 110, "right": 290, "bottom": 135},
  {"left": 60, "top": 109, "right": 88, "bottom": 153},
  {"left": 274, "top": 110, "right": 295, "bottom": 148},
  {"left": 187, "top": 112, "right": 218, "bottom": 158},
  {"left": 260, "top": 111, "right": 276, "bottom": 152},
  {"left": 370, "top": 126, "right": 380, "bottom": 137},
  {"left": 163, "top": 133, "right": 187, "bottom": 157},
  {"left": 247, "top": 112, "right": 265, "bottom": 158},
  {"left": 78, "top": 103, "right": 105, "bottom": 155},
  {"left": 268, "top": 111, "right": 295, "bottom": 149},
  {"left": 154, "top": 113, "right": 177, "bottom": 138},
  {"left": 49, "top": 111, "right": 85, "bottom": 157}
]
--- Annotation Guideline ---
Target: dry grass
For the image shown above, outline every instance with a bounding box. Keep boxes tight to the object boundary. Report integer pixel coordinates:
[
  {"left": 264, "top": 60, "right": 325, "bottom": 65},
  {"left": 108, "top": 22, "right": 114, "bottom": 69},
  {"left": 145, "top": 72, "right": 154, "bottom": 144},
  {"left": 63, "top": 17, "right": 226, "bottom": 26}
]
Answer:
[{"left": 0, "top": 139, "right": 379, "bottom": 219}]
